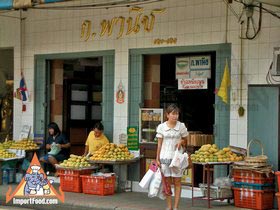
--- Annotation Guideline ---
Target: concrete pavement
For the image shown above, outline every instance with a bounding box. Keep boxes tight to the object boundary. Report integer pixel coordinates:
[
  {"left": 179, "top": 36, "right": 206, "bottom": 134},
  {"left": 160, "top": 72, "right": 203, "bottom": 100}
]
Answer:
[{"left": 0, "top": 184, "right": 275, "bottom": 210}]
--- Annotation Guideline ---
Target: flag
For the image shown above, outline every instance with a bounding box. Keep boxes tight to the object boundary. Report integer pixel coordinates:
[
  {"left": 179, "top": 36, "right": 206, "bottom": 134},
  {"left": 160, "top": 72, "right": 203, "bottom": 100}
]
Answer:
[{"left": 217, "top": 59, "right": 230, "bottom": 103}]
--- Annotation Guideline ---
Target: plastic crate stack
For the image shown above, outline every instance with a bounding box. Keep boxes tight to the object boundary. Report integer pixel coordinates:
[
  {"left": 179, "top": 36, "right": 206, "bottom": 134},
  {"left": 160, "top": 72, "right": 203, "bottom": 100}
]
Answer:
[
  {"left": 58, "top": 168, "right": 92, "bottom": 193},
  {"left": 232, "top": 169, "right": 275, "bottom": 210},
  {"left": 276, "top": 172, "right": 280, "bottom": 210}
]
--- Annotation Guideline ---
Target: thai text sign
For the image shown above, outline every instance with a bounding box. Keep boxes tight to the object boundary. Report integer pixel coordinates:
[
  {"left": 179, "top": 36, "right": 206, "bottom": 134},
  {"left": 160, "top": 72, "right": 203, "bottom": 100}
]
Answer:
[
  {"left": 81, "top": 7, "right": 165, "bottom": 42},
  {"left": 178, "top": 78, "right": 208, "bottom": 90},
  {"left": 176, "top": 55, "right": 211, "bottom": 79},
  {"left": 127, "top": 126, "right": 139, "bottom": 151}
]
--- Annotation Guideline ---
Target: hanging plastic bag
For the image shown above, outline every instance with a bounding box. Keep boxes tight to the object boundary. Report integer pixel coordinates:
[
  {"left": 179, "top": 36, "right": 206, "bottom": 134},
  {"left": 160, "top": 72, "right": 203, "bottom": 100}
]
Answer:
[
  {"left": 169, "top": 148, "right": 189, "bottom": 169},
  {"left": 148, "top": 168, "right": 162, "bottom": 197},
  {"left": 139, "top": 160, "right": 158, "bottom": 189}
]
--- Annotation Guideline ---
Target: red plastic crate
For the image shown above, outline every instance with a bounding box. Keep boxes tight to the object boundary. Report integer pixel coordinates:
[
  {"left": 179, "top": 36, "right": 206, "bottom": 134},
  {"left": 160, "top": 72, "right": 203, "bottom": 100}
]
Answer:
[
  {"left": 275, "top": 171, "right": 280, "bottom": 191},
  {"left": 232, "top": 169, "right": 274, "bottom": 178},
  {"left": 59, "top": 174, "right": 82, "bottom": 193},
  {"left": 233, "top": 175, "right": 274, "bottom": 184},
  {"left": 276, "top": 192, "right": 280, "bottom": 210},
  {"left": 233, "top": 187, "right": 274, "bottom": 210},
  {"left": 57, "top": 168, "right": 92, "bottom": 175},
  {"left": 81, "top": 175, "right": 115, "bottom": 196}
]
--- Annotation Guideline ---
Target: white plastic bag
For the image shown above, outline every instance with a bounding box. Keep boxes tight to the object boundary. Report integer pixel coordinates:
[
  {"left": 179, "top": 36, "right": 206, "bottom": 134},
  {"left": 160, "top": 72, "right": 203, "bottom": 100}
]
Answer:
[
  {"left": 169, "top": 149, "right": 188, "bottom": 169},
  {"left": 148, "top": 168, "right": 162, "bottom": 198},
  {"left": 181, "top": 153, "right": 189, "bottom": 170},
  {"left": 139, "top": 160, "right": 158, "bottom": 189}
]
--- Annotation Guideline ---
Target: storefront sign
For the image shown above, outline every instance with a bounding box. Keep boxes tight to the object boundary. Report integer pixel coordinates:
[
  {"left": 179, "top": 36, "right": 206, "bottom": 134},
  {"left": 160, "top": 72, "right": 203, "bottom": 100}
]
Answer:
[
  {"left": 176, "top": 57, "right": 190, "bottom": 79},
  {"left": 190, "top": 56, "right": 211, "bottom": 78},
  {"left": 81, "top": 7, "right": 166, "bottom": 41},
  {"left": 178, "top": 78, "right": 208, "bottom": 90},
  {"left": 127, "top": 126, "right": 139, "bottom": 150},
  {"left": 154, "top": 37, "right": 177, "bottom": 45}
]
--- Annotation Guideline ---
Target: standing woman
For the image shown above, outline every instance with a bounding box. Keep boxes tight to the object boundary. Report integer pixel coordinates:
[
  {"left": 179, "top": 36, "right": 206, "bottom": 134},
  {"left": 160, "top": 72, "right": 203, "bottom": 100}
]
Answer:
[{"left": 156, "top": 104, "right": 189, "bottom": 210}]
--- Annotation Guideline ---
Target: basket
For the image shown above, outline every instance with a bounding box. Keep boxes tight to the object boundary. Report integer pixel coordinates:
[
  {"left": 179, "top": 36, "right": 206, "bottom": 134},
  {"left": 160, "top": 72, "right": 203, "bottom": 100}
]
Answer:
[
  {"left": 233, "top": 187, "right": 274, "bottom": 210},
  {"left": 276, "top": 192, "right": 280, "bottom": 210},
  {"left": 81, "top": 175, "right": 115, "bottom": 196},
  {"left": 57, "top": 168, "right": 92, "bottom": 175},
  {"left": 245, "top": 139, "right": 267, "bottom": 166},
  {"left": 233, "top": 182, "right": 274, "bottom": 190},
  {"left": 232, "top": 169, "right": 273, "bottom": 179},
  {"left": 59, "top": 174, "right": 82, "bottom": 193},
  {"left": 233, "top": 175, "right": 274, "bottom": 184},
  {"left": 275, "top": 171, "right": 280, "bottom": 191}
]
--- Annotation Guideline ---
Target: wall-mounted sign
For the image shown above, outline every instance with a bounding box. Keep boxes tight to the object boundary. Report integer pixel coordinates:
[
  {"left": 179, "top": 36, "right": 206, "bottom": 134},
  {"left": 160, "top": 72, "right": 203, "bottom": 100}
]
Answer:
[
  {"left": 127, "top": 126, "right": 139, "bottom": 150},
  {"left": 176, "top": 55, "right": 211, "bottom": 79},
  {"left": 154, "top": 37, "right": 177, "bottom": 45},
  {"left": 178, "top": 78, "right": 208, "bottom": 90},
  {"left": 190, "top": 56, "right": 211, "bottom": 78},
  {"left": 176, "top": 57, "right": 190, "bottom": 79},
  {"left": 81, "top": 7, "right": 166, "bottom": 42}
]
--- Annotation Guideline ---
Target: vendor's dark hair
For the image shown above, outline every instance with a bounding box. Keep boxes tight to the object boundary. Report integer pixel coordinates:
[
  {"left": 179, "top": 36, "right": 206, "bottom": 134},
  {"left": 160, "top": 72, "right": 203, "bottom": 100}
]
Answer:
[
  {"left": 48, "top": 122, "right": 61, "bottom": 136},
  {"left": 165, "top": 104, "right": 180, "bottom": 114},
  {"left": 94, "top": 122, "right": 104, "bottom": 131}
]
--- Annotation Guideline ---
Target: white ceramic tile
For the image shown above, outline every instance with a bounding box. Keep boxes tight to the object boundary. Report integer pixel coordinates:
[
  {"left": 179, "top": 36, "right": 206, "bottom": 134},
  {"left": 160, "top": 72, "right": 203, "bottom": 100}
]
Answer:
[
  {"left": 230, "top": 119, "right": 238, "bottom": 134},
  {"left": 229, "top": 134, "right": 238, "bottom": 147}
]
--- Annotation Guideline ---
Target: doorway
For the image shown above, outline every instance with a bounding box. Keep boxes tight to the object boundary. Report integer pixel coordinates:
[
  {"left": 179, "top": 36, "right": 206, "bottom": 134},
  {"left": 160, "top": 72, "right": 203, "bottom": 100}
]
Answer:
[
  {"left": 0, "top": 48, "right": 14, "bottom": 141},
  {"left": 248, "top": 85, "right": 280, "bottom": 170},
  {"left": 143, "top": 52, "right": 216, "bottom": 134},
  {"left": 48, "top": 57, "right": 103, "bottom": 155}
]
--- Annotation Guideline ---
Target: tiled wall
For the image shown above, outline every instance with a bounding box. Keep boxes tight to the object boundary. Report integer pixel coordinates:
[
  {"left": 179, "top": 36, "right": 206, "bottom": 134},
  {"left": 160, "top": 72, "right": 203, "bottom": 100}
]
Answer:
[{"left": 0, "top": 0, "right": 279, "bottom": 147}]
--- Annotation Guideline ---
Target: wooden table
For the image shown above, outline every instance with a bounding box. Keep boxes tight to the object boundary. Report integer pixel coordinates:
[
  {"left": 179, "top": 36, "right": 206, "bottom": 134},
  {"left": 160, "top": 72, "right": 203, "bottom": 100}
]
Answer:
[
  {"left": 191, "top": 162, "right": 233, "bottom": 208},
  {"left": 89, "top": 158, "right": 140, "bottom": 192}
]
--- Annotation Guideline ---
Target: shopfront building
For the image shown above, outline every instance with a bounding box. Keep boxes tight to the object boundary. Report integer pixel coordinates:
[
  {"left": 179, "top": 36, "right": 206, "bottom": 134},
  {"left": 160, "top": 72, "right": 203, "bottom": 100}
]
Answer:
[{"left": 0, "top": 0, "right": 280, "bottom": 186}]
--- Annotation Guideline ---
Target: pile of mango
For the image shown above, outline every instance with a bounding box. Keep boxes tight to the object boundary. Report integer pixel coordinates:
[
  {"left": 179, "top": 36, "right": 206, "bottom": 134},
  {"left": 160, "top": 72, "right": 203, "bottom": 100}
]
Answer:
[
  {"left": 59, "top": 154, "right": 91, "bottom": 168},
  {"left": 90, "top": 143, "right": 134, "bottom": 161},
  {"left": 9, "top": 139, "right": 39, "bottom": 150},
  {"left": 0, "top": 141, "right": 13, "bottom": 150},
  {"left": 190, "top": 144, "right": 244, "bottom": 163},
  {"left": 0, "top": 149, "right": 17, "bottom": 159}
]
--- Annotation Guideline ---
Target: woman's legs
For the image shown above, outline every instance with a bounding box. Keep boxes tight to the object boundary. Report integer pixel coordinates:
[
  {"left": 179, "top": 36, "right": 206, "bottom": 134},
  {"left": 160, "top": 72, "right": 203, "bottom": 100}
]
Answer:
[
  {"left": 173, "top": 177, "right": 182, "bottom": 209},
  {"left": 165, "top": 177, "right": 173, "bottom": 210}
]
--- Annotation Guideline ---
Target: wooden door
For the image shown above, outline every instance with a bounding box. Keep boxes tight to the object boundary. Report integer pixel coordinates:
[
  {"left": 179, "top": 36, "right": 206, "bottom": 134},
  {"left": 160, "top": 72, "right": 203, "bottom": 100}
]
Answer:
[{"left": 63, "top": 78, "right": 102, "bottom": 155}]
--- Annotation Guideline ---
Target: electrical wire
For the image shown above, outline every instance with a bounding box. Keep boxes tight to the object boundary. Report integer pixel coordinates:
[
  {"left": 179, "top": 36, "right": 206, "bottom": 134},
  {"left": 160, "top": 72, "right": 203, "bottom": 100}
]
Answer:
[
  {"left": 266, "top": 62, "right": 280, "bottom": 84},
  {"left": 223, "top": 0, "right": 241, "bottom": 20},
  {"left": 30, "top": 0, "right": 163, "bottom": 10}
]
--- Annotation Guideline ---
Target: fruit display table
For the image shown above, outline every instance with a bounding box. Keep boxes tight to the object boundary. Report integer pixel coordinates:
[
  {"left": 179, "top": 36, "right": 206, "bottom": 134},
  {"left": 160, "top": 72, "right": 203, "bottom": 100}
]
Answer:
[
  {"left": 191, "top": 162, "right": 233, "bottom": 208},
  {"left": 89, "top": 157, "right": 140, "bottom": 192}
]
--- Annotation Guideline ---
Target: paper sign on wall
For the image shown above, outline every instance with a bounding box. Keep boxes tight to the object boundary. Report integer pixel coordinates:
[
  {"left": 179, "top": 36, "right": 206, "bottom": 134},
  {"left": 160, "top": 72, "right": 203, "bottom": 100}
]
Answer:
[
  {"left": 190, "top": 56, "right": 211, "bottom": 78},
  {"left": 127, "top": 126, "right": 139, "bottom": 150},
  {"left": 176, "top": 57, "right": 190, "bottom": 79},
  {"left": 178, "top": 78, "right": 208, "bottom": 90}
]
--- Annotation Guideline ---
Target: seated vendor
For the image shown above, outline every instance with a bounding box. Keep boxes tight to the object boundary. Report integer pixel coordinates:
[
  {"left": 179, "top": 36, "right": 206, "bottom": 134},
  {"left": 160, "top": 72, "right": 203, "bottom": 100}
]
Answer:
[
  {"left": 40, "top": 122, "right": 70, "bottom": 175},
  {"left": 83, "top": 122, "right": 109, "bottom": 156}
]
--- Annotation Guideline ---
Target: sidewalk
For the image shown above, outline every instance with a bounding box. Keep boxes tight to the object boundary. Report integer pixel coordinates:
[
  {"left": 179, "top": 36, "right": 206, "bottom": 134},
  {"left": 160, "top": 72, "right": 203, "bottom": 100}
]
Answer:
[{"left": 0, "top": 183, "right": 251, "bottom": 210}]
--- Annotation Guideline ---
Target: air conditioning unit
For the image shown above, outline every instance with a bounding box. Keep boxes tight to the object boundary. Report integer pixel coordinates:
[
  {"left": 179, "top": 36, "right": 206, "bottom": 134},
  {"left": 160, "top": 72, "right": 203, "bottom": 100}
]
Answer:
[{"left": 271, "top": 47, "right": 280, "bottom": 76}]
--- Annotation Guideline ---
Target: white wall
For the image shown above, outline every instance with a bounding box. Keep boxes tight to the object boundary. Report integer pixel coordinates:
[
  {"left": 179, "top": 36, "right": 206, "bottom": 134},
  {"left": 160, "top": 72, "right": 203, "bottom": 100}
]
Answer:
[{"left": 0, "top": 0, "right": 279, "bottom": 147}]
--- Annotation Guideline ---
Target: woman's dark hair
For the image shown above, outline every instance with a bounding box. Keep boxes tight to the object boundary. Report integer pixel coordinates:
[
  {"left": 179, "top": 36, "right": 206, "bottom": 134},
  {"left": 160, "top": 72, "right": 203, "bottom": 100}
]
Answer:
[
  {"left": 165, "top": 104, "right": 180, "bottom": 114},
  {"left": 93, "top": 122, "right": 104, "bottom": 131},
  {"left": 48, "top": 122, "right": 61, "bottom": 136}
]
